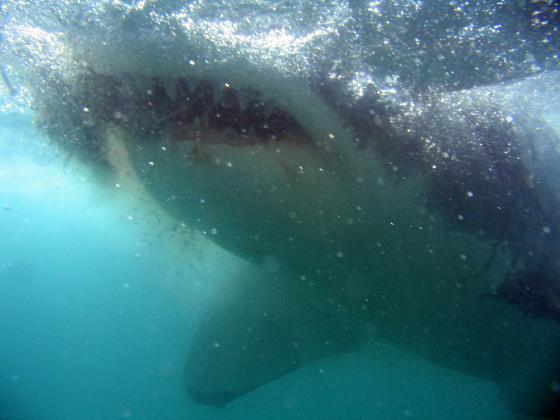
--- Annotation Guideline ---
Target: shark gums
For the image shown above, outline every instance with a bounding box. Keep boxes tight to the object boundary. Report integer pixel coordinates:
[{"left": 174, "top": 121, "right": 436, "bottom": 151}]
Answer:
[{"left": 4, "top": 8, "right": 560, "bottom": 417}]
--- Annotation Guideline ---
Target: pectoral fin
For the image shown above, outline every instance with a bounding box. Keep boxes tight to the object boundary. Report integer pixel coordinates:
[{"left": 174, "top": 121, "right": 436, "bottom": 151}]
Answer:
[{"left": 184, "top": 266, "right": 363, "bottom": 406}]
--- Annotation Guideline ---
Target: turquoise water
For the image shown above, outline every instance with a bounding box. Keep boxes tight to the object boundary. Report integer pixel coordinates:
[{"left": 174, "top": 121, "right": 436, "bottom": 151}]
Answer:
[
  {"left": 0, "top": 113, "right": 510, "bottom": 419},
  {"left": 1, "top": 0, "right": 559, "bottom": 418}
]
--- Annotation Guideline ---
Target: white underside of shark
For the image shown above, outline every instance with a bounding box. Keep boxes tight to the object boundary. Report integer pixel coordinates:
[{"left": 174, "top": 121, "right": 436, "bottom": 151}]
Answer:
[{"left": 100, "top": 83, "right": 560, "bottom": 412}]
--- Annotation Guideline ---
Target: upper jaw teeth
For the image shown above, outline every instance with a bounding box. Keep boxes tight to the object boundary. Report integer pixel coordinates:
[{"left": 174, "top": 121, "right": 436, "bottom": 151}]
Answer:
[{"left": 79, "top": 71, "right": 310, "bottom": 145}]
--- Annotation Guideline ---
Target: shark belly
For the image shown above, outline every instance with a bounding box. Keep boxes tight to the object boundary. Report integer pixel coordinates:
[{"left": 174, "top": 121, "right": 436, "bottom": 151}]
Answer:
[{"left": 102, "top": 109, "right": 560, "bottom": 411}]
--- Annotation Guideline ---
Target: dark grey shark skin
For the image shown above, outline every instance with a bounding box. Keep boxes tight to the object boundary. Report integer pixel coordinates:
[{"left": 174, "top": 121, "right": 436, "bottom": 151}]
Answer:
[
  {"left": 320, "top": 76, "right": 560, "bottom": 319},
  {"left": 3, "top": 1, "right": 560, "bottom": 417}
]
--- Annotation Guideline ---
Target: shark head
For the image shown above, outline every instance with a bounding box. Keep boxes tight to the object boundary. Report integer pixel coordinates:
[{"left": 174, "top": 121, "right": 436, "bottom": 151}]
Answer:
[{"left": 3, "top": 2, "right": 560, "bottom": 416}]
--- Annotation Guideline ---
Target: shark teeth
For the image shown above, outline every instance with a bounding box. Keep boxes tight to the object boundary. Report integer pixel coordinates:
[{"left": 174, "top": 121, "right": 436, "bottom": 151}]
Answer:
[{"left": 61, "top": 69, "right": 310, "bottom": 148}]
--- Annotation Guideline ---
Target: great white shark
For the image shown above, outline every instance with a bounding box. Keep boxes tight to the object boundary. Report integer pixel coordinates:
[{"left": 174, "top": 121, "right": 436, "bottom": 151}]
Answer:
[{"left": 3, "top": 2, "right": 560, "bottom": 417}]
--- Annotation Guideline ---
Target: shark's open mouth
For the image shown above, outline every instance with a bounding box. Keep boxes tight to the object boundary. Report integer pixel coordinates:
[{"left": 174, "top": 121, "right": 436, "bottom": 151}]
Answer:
[{"left": 36, "top": 69, "right": 311, "bottom": 165}]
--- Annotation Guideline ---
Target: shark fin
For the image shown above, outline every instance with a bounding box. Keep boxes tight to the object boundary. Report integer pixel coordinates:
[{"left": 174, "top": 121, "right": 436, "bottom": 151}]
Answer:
[{"left": 184, "top": 265, "right": 364, "bottom": 406}]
